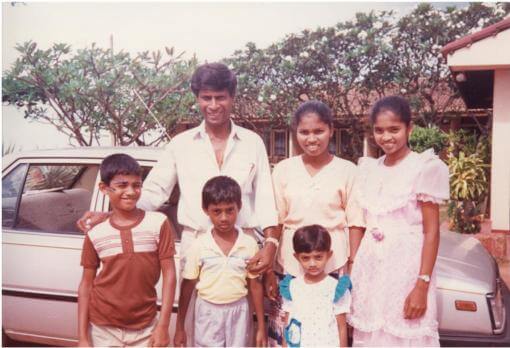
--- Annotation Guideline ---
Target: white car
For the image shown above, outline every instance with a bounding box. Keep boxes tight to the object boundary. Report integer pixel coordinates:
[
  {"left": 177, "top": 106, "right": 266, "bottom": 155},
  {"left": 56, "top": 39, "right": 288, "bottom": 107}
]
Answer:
[{"left": 2, "top": 147, "right": 509, "bottom": 346}]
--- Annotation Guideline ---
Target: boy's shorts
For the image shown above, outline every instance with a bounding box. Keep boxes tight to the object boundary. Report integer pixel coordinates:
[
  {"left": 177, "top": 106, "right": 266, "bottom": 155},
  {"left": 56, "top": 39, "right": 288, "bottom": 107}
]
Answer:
[
  {"left": 90, "top": 317, "right": 157, "bottom": 347},
  {"left": 194, "top": 295, "right": 251, "bottom": 347}
]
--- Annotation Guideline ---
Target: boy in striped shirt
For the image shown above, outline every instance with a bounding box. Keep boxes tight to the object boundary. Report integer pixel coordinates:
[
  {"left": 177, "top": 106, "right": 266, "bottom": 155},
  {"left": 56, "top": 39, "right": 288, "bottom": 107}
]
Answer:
[{"left": 78, "top": 153, "right": 176, "bottom": 347}]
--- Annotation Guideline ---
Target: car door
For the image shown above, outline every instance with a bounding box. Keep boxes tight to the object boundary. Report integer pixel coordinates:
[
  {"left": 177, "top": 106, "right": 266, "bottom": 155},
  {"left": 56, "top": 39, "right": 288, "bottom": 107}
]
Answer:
[{"left": 2, "top": 157, "right": 103, "bottom": 346}]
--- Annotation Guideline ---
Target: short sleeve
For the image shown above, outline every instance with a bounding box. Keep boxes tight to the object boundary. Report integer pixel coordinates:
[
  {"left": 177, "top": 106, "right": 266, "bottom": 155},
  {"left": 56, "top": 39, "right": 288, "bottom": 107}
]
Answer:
[
  {"left": 333, "top": 289, "right": 351, "bottom": 315},
  {"left": 344, "top": 164, "right": 366, "bottom": 228},
  {"left": 81, "top": 235, "right": 100, "bottom": 269},
  {"left": 281, "top": 296, "right": 292, "bottom": 313},
  {"left": 158, "top": 218, "right": 176, "bottom": 260},
  {"left": 182, "top": 238, "right": 201, "bottom": 280},
  {"left": 272, "top": 162, "right": 288, "bottom": 225},
  {"left": 352, "top": 156, "right": 377, "bottom": 211},
  {"left": 415, "top": 157, "right": 450, "bottom": 204}
]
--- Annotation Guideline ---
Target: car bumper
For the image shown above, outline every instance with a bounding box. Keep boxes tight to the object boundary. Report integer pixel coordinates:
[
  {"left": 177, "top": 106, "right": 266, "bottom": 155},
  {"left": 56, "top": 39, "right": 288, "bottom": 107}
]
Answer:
[{"left": 439, "top": 280, "right": 510, "bottom": 347}]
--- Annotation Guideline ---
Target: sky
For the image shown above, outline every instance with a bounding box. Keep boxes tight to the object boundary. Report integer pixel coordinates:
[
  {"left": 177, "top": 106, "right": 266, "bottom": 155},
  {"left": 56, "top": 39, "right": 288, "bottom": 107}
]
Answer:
[{"left": 1, "top": 1, "right": 463, "bottom": 151}]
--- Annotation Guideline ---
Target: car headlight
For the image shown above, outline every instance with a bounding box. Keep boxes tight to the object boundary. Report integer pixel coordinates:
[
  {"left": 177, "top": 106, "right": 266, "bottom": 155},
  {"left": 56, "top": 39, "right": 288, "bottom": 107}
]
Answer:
[{"left": 487, "top": 278, "right": 506, "bottom": 334}]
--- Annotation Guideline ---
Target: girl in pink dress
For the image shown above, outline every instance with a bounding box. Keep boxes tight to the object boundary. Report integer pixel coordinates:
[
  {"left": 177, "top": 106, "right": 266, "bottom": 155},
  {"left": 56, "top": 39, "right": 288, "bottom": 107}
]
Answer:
[{"left": 348, "top": 96, "right": 449, "bottom": 346}]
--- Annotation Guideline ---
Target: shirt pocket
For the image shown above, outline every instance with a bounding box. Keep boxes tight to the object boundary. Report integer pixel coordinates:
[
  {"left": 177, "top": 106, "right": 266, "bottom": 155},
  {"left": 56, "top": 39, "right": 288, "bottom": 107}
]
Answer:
[{"left": 228, "top": 162, "right": 256, "bottom": 193}]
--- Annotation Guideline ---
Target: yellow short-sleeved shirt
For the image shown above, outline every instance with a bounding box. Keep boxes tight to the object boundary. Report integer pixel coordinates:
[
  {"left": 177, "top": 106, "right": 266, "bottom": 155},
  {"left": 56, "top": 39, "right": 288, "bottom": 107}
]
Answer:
[{"left": 182, "top": 226, "right": 259, "bottom": 304}]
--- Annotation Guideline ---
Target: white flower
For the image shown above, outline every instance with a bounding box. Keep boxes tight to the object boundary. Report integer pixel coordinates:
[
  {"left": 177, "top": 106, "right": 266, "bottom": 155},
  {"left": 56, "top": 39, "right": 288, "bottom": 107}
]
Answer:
[
  {"left": 483, "top": 2, "right": 498, "bottom": 9},
  {"left": 357, "top": 31, "right": 368, "bottom": 40},
  {"left": 382, "top": 36, "right": 392, "bottom": 45},
  {"left": 321, "top": 36, "right": 328, "bottom": 42},
  {"left": 400, "top": 88, "right": 407, "bottom": 94},
  {"left": 300, "top": 51, "right": 309, "bottom": 58},
  {"left": 284, "top": 55, "right": 293, "bottom": 62},
  {"left": 270, "top": 94, "right": 277, "bottom": 101},
  {"left": 257, "top": 96, "right": 264, "bottom": 102},
  {"left": 373, "top": 22, "right": 383, "bottom": 30}
]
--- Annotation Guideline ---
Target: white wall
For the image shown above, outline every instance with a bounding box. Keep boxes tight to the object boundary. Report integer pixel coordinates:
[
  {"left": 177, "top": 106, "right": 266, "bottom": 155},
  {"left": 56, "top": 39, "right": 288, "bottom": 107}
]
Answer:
[{"left": 491, "top": 69, "right": 510, "bottom": 231}]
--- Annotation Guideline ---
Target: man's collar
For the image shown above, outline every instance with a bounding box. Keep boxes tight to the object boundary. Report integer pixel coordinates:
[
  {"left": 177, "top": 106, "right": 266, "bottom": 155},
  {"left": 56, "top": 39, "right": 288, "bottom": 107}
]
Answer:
[{"left": 193, "top": 120, "right": 243, "bottom": 140}]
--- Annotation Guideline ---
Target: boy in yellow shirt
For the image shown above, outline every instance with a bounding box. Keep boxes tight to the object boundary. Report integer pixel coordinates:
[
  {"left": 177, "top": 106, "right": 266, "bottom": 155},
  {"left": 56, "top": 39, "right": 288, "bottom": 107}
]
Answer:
[{"left": 174, "top": 175, "right": 266, "bottom": 347}]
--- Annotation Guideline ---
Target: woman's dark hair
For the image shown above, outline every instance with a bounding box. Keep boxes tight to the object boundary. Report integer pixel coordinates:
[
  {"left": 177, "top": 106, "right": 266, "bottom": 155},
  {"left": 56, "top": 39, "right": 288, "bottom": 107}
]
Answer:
[
  {"left": 293, "top": 224, "right": 331, "bottom": 253},
  {"left": 100, "top": 153, "right": 142, "bottom": 185},
  {"left": 202, "top": 175, "right": 242, "bottom": 210},
  {"left": 191, "top": 63, "right": 237, "bottom": 97},
  {"left": 370, "top": 95, "right": 412, "bottom": 126},
  {"left": 292, "top": 100, "right": 333, "bottom": 129}
]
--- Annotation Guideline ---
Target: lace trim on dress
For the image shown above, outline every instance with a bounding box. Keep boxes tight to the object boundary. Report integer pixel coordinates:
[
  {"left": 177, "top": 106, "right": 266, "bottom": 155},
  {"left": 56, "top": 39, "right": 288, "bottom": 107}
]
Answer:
[
  {"left": 348, "top": 316, "right": 440, "bottom": 339},
  {"left": 416, "top": 193, "right": 446, "bottom": 204}
]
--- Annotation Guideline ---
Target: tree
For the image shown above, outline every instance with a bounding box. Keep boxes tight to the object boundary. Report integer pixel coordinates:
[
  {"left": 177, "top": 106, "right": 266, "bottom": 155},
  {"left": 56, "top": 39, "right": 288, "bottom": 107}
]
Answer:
[
  {"left": 3, "top": 41, "right": 198, "bottom": 146},
  {"left": 391, "top": 2, "right": 509, "bottom": 126},
  {"left": 226, "top": 3, "right": 510, "bottom": 159},
  {"left": 4, "top": 3, "right": 509, "bottom": 149}
]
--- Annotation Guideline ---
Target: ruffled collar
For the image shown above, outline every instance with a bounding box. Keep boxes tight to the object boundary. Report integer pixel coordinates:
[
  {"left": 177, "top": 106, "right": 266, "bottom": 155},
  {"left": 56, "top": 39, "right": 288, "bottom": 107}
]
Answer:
[{"left": 356, "top": 149, "right": 438, "bottom": 215}]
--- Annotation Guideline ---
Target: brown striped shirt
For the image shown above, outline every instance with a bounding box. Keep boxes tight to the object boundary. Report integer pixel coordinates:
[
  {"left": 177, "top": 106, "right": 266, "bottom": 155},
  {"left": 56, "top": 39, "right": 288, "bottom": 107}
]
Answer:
[{"left": 81, "top": 210, "right": 175, "bottom": 329}]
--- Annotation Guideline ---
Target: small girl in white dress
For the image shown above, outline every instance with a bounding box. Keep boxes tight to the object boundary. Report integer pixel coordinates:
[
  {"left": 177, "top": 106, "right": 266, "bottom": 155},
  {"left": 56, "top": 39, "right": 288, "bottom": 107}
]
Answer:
[{"left": 279, "top": 224, "right": 351, "bottom": 347}]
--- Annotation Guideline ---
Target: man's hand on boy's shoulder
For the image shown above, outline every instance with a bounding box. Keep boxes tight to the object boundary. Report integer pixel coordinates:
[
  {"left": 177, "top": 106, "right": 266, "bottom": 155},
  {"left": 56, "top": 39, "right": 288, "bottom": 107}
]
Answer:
[
  {"left": 148, "top": 324, "right": 170, "bottom": 347},
  {"left": 76, "top": 211, "right": 110, "bottom": 233}
]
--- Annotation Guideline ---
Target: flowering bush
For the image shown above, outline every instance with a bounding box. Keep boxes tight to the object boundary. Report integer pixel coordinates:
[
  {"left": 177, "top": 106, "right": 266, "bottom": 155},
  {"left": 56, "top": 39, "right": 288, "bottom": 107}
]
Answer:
[{"left": 225, "top": 3, "right": 509, "bottom": 159}]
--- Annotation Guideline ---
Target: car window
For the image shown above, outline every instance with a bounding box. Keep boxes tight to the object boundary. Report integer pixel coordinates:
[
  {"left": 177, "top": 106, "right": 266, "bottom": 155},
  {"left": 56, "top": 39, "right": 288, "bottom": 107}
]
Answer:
[
  {"left": 2, "top": 163, "right": 29, "bottom": 228},
  {"left": 15, "top": 164, "right": 99, "bottom": 235}
]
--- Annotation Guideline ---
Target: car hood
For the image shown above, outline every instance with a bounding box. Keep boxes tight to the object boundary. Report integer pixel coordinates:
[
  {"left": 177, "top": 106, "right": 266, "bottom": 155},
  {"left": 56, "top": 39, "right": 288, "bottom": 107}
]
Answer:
[{"left": 436, "top": 230, "right": 496, "bottom": 294}]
